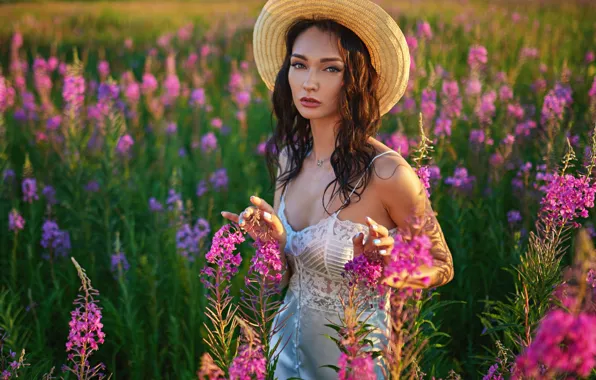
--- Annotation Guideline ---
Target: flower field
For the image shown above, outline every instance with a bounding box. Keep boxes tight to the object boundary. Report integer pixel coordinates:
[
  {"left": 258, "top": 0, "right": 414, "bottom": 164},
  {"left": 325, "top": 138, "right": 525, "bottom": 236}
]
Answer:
[{"left": 1, "top": 0, "right": 596, "bottom": 378}]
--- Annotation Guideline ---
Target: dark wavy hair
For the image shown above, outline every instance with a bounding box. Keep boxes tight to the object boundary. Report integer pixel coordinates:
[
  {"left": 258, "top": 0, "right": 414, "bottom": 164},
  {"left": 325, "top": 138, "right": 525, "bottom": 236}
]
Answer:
[{"left": 264, "top": 18, "right": 383, "bottom": 216}]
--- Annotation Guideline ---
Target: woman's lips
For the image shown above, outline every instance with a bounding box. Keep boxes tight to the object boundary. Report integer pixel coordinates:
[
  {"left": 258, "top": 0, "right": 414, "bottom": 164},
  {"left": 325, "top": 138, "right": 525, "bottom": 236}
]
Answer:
[{"left": 300, "top": 99, "right": 321, "bottom": 108}]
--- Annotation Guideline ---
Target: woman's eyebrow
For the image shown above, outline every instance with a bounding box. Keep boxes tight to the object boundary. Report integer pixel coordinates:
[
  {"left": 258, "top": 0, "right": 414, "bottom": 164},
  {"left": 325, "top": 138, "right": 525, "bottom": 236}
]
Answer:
[{"left": 291, "top": 53, "right": 343, "bottom": 63}]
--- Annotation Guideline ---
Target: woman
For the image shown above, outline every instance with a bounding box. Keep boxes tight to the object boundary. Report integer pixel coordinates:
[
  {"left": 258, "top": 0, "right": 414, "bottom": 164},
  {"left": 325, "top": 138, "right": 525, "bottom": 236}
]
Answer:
[{"left": 221, "top": 0, "right": 454, "bottom": 378}]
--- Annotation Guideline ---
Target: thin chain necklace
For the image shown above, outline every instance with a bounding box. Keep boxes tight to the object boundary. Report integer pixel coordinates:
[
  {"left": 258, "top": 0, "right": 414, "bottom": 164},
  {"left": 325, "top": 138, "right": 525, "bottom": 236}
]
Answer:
[{"left": 307, "top": 149, "right": 330, "bottom": 168}]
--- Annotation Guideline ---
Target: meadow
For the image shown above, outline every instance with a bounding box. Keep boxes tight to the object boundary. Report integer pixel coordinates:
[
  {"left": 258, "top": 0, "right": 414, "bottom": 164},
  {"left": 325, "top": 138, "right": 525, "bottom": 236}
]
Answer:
[{"left": 1, "top": 0, "right": 596, "bottom": 378}]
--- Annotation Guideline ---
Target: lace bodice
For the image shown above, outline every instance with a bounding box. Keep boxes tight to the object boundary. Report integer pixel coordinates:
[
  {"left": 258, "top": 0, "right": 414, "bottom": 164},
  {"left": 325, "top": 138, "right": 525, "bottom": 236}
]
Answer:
[{"left": 278, "top": 150, "right": 399, "bottom": 313}]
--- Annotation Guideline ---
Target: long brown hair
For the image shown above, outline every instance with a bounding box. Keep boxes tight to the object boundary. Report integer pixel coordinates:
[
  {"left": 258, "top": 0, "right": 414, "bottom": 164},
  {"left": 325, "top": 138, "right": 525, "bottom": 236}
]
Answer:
[{"left": 264, "top": 18, "right": 383, "bottom": 215}]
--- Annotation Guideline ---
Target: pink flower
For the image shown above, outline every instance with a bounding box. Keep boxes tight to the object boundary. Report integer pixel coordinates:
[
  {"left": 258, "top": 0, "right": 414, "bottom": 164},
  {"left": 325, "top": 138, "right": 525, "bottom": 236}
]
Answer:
[
  {"left": 8, "top": 209, "right": 25, "bottom": 232},
  {"left": 468, "top": 45, "right": 488, "bottom": 70},
  {"left": 445, "top": 166, "right": 476, "bottom": 193},
  {"left": 338, "top": 352, "right": 376, "bottom": 380},
  {"left": 97, "top": 60, "right": 110, "bottom": 78},
  {"left": 234, "top": 90, "right": 251, "bottom": 109},
  {"left": 116, "top": 134, "right": 134, "bottom": 156},
  {"left": 200, "top": 132, "right": 218, "bottom": 153},
  {"left": 141, "top": 73, "right": 158, "bottom": 94},
  {"left": 434, "top": 117, "right": 452, "bottom": 138},
  {"left": 416, "top": 21, "right": 433, "bottom": 40},
  {"left": 539, "top": 173, "right": 596, "bottom": 229},
  {"left": 210, "top": 117, "right": 223, "bottom": 129},
  {"left": 384, "top": 232, "right": 433, "bottom": 287},
  {"left": 513, "top": 310, "right": 596, "bottom": 379},
  {"left": 420, "top": 88, "right": 437, "bottom": 121}
]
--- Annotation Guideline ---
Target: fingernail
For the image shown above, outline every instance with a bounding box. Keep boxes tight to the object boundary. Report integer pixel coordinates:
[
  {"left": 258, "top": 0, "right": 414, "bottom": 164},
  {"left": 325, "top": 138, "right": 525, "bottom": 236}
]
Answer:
[
  {"left": 220, "top": 211, "right": 225, "bottom": 216},
  {"left": 263, "top": 211, "right": 272, "bottom": 221},
  {"left": 353, "top": 232, "right": 361, "bottom": 239},
  {"left": 372, "top": 224, "right": 378, "bottom": 231},
  {"left": 366, "top": 216, "right": 373, "bottom": 223},
  {"left": 373, "top": 239, "right": 381, "bottom": 246},
  {"left": 379, "top": 249, "right": 387, "bottom": 255}
]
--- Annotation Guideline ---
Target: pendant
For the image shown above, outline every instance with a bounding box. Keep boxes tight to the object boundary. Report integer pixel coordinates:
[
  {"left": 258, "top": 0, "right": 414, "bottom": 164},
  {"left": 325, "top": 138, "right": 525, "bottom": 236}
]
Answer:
[{"left": 317, "top": 160, "right": 323, "bottom": 167}]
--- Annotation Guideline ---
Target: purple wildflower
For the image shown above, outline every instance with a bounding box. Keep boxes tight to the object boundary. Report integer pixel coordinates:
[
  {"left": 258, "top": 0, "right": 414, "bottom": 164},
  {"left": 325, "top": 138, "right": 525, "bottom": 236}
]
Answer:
[
  {"left": 483, "top": 363, "right": 504, "bottom": 380},
  {"left": 234, "top": 91, "right": 251, "bottom": 109},
  {"left": 196, "top": 180, "right": 208, "bottom": 197},
  {"left": 441, "top": 80, "right": 462, "bottom": 118},
  {"left": 416, "top": 166, "right": 432, "bottom": 197},
  {"left": 190, "top": 88, "right": 206, "bottom": 108},
  {"left": 434, "top": 117, "right": 452, "bottom": 138},
  {"left": 22, "top": 178, "right": 39, "bottom": 203},
  {"left": 141, "top": 73, "right": 158, "bottom": 94},
  {"left": 8, "top": 209, "right": 25, "bottom": 232},
  {"left": 110, "top": 252, "right": 130, "bottom": 276},
  {"left": 84, "top": 180, "right": 100, "bottom": 193},
  {"left": 476, "top": 91, "right": 497, "bottom": 124},
  {"left": 41, "top": 219, "right": 71, "bottom": 259},
  {"left": 97, "top": 61, "right": 110, "bottom": 77},
  {"left": 384, "top": 131, "right": 410, "bottom": 156},
  {"left": 166, "top": 189, "right": 183, "bottom": 212},
  {"left": 445, "top": 166, "right": 476, "bottom": 193},
  {"left": 200, "top": 132, "right": 218, "bottom": 153},
  {"left": 209, "top": 169, "right": 228, "bottom": 190},
  {"left": 343, "top": 253, "right": 383, "bottom": 290},
  {"left": 176, "top": 218, "right": 210, "bottom": 262},
  {"left": 149, "top": 197, "right": 163, "bottom": 212},
  {"left": 42, "top": 185, "right": 57, "bottom": 205},
  {"left": 507, "top": 210, "right": 522, "bottom": 225}
]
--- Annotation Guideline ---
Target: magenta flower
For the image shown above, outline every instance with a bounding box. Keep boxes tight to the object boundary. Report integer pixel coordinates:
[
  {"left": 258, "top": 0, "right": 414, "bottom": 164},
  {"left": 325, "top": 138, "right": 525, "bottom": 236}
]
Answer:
[
  {"left": 63, "top": 258, "right": 108, "bottom": 379},
  {"left": 124, "top": 82, "right": 140, "bottom": 103},
  {"left": 405, "top": 35, "right": 418, "bottom": 52},
  {"left": 416, "top": 166, "right": 432, "bottom": 197},
  {"left": 420, "top": 88, "right": 437, "bottom": 121},
  {"left": 210, "top": 117, "right": 223, "bottom": 129},
  {"left": 441, "top": 80, "right": 462, "bottom": 118},
  {"left": 201, "top": 224, "right": 245, "bottom": 284},
  {"left": 116, "top": 134, "right": 134, "bottom": 157},
  {"left": 21, "top": 178, "right": 38, "bottom": 203},
  {"left": 469, "top": 129, "right": 486, "bottom": 145},
  {"left": 190, "top": 88, "right": 206, "bottom": 108},
  {"left": 588, "top": 76, "right": 596, "bottom": 99},
  {"left": 343, "top": 250, "right": 385, "bottom": 303},
  {"left": 148, "top": 197, "right": 163, "bottom": 212},
  {"left": 468, "top": 45, "right": 488, "bottom": 71},
  {"left": 539, "top": 173, "right": 596, "bottom": 229},
  {"left": 586, "top": 51, "right": 595, "bottom": 64},
  {"left": 228, "top": 340, "right": 266, "bottom": 380},
  {"left": 141, "top": 73, "right": 158, "bottom": 94},
  {"left": 0, "top": 76, "right": 16, "bottom": 113},
  {"left": 97, "top": 61, "right": 110, "bottom": 78},
  {"left": 62, "top": 74, "right": 85, "bottom": 112},
  {"left": 465, "top": 77, "right": 482, "bottom": 97},
  {"left": 416, "top": 21, "right": 433, "bottom": 40},
  {"left": 8, "top": 209, "right": 25, "bottom": 232},
  {"left": 384, "top": 232, "right": 433, "bottom": 287},
  {"left": 248, "top": 238, "right": 284, "bottom": 285},
  {"left": 476, "top": 90, "right": 497, "bottom": 124},
  {"left": 483, "top": 363, "right": 504, "bottom": 380},
  {"left": 234, "top": 90, "right": 251, "bottom": 109},
  {"left": 445, "top": 166, "right": 476, "bottom": 193},
  {"left": 384, "top": 131, "right": 410, "bottom": 157},
  {"left": 498, "top": 85, "right": 513, "bottom": 102},
  {"left": 514, "top": 310, "right": 596, "bottom": 379},
  {"left": 337, "top": 352, "right": 376, "bottom": 380}
]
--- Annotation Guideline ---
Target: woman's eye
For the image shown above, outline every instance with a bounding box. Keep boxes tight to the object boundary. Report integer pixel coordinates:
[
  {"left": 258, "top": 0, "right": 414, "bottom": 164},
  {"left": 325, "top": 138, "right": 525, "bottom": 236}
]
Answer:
[
  {"left": 326, "top": 66, "right": 341, "bottom": 73},
  {"left": 291, "top": 62, "right": 305, "bottom": 69}
]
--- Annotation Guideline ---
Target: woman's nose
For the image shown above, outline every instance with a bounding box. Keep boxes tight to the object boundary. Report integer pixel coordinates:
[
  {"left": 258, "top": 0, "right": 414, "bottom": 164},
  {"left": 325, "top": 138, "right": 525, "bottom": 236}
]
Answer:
[{"left": 302, "top": 71, "right": 318, "bottom": 91}]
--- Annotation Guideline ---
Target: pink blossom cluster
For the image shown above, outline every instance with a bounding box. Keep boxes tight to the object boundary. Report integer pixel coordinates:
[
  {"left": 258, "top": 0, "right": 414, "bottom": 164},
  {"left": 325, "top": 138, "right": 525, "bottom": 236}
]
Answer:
[
  {"left": 445, "top": 166, "right": 476, "bottom": 193},
  {"left": 468, "top": 45, "right": 488, "bottom": 71},
  {"left": 384, "top": 233, "right": 433, "bottom": 287},
  {"left": 539, "top": 173, "right": 596, "bottom": 228},
  {"left": 201, "top": 224, "right": 245, "bottom": 283},
  {"left": 247, "top": 238, "right": 284, "bottom": 285},
  {"left": 8, "top": 209, "right": 25, "bottom": 232},
  {"left": 228, "top": 340, "right": 266, "bottom": 380},
  {"left": 337, "top": 352, "right": 376, "bottom": 380},
  {"left": 343, "top": 253, "right": 383, "bottom": 289},
  {"left": 513, "top": 310, "right": 596, "bottom": 379}
]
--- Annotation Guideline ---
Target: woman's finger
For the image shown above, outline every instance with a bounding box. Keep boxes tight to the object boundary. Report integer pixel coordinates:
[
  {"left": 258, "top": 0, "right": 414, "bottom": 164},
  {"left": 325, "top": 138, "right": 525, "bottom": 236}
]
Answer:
[
  {"left": 250, "top": 195, "right": 274, "bottom": 214},
  {"left": 366, "top": 216, "right": 389, "bottom": 238},
  {"left": 371, "top": 236, "right": 394, "bottom": 250},
  {"left": 221, "top": 211, "right": 240, "bottom": 224}
]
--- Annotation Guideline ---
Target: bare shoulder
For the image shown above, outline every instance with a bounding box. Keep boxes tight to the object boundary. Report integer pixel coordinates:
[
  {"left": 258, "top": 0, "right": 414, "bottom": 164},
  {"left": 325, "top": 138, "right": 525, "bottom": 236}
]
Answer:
[{"left": 368, "top": 139, "right": 425, "bottom": 208}]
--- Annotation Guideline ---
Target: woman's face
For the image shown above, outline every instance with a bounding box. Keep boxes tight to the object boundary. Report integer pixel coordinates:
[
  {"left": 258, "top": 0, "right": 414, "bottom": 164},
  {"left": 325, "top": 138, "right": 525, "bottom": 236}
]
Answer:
[{"left": 288, "top": 26, "right": 345, "bottom": 121}]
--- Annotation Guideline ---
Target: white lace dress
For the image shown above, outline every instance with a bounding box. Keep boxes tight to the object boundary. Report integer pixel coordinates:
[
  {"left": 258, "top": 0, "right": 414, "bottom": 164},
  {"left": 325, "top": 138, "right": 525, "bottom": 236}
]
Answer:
[{"left": 269, "top": 151, "right": 399, "bottom": 380}]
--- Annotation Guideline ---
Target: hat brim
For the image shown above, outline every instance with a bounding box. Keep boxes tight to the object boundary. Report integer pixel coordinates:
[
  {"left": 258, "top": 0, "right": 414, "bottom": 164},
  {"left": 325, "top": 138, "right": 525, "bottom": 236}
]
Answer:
[{"left": 253, "top": 0, "right": 410, "bottom": 116}]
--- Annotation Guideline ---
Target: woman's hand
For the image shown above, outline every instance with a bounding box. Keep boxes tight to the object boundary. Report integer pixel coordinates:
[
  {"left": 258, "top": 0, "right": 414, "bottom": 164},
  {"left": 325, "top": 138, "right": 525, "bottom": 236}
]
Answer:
[
  {"left": 221, "top": 195, "right": 287, "bottom": 248},
  {"left": 352, "top": 216, "right": 394, "bottom": 265}
]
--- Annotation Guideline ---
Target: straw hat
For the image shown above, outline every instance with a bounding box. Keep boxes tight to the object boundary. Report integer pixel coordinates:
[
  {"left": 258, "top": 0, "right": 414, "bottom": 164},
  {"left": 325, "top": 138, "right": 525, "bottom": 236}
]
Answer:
[{"left": 253, "top": 0, "right": 410, "bottom": 116}]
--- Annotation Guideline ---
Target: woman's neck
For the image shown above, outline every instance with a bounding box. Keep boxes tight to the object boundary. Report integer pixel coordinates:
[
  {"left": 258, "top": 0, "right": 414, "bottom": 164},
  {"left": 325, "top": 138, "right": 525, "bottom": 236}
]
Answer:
[{"left": 308, "top": 116, "right": 340, "bottom": 163}]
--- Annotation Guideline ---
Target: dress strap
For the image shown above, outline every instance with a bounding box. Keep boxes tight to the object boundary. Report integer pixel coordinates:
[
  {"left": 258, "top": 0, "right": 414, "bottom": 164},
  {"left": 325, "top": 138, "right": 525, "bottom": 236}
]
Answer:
[{"left": 334, "top": 150, "right": 400, "bottom": 216}]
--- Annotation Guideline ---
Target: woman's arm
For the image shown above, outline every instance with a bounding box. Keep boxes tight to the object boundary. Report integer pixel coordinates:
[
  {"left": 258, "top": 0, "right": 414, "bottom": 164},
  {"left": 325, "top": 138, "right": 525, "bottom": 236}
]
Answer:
[
  {"left": 377, "top": 158, "right": 454, "bottom": 289},
  {"left": 272, "top": 147, "right": 292, "bottom": 289}
]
